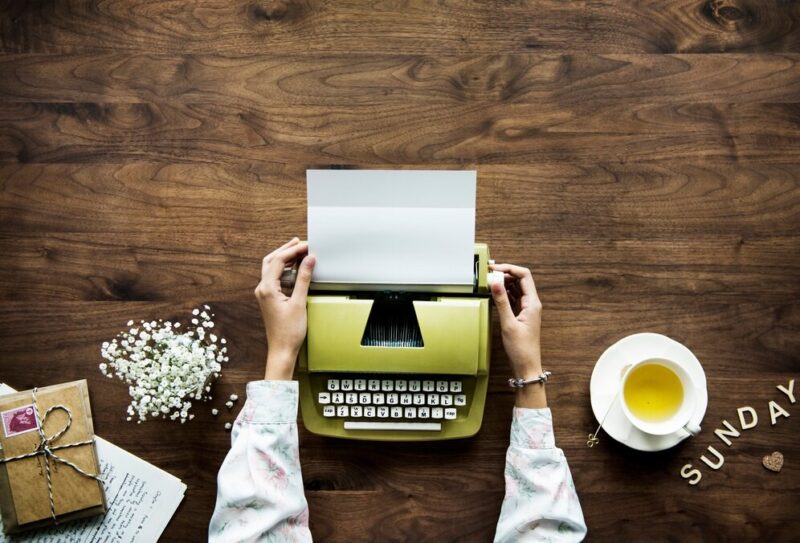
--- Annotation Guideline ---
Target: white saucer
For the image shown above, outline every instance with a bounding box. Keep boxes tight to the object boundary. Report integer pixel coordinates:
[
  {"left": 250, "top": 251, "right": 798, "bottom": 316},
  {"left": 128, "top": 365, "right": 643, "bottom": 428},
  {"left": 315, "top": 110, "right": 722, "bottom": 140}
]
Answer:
[{"left": 589, "top": 332, "right": 708, "bottom": 452}]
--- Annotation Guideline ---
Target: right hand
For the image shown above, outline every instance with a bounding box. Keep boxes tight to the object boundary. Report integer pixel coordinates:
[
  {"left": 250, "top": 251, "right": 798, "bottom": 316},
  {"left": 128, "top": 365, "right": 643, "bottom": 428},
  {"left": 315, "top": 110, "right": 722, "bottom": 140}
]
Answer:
[{"left": 489, "top": 263, "right": 543, "bottom": 379}]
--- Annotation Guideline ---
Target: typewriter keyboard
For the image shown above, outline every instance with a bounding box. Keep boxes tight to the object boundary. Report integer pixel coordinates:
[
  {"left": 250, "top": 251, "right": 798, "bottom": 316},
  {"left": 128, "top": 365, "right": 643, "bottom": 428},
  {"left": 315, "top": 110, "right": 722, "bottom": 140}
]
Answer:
[{"left": 318, "top": 377, "right": 468, "bottom": 432}]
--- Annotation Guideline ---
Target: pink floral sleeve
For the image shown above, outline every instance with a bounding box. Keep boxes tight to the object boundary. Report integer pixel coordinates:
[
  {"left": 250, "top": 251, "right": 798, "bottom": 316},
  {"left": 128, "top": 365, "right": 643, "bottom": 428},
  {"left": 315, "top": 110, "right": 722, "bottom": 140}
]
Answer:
[
  {"left": 209, "top": 385, "right": 584, "bottom": 542},
  {"left": 209, "top": 380, "right": 311, "bottom": 543},
  {"left": 494, "top": 408, "right": 587, "bottom": 542}
]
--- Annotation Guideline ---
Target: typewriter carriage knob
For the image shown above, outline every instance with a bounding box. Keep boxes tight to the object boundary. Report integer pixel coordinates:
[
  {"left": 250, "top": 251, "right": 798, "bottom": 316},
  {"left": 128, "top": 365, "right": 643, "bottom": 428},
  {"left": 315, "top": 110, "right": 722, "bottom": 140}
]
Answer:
[{"left": 280, "top": 264, "right": 299, "bottom": 294}]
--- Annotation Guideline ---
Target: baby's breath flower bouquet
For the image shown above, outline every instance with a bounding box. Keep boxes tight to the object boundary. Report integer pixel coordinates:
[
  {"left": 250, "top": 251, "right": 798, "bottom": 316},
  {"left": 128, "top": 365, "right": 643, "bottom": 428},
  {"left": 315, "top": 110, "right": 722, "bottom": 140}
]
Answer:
[{"left": 100, "top": 305, "right": 229, "bottom": 423}]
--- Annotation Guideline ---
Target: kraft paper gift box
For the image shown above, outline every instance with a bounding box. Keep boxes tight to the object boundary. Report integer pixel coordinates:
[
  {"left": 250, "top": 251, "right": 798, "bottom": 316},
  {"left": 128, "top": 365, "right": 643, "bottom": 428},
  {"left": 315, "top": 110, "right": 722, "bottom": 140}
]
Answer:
[{"left": 0, "top": 379, "right": 106, "bottom": 534}]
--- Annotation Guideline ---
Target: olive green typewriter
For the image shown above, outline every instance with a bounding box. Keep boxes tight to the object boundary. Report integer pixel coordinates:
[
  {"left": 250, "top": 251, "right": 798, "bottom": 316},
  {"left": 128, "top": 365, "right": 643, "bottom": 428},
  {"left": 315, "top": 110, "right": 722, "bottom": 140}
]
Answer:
[{"left": 292, "top": 170, "right": 493, "bottom": 441}]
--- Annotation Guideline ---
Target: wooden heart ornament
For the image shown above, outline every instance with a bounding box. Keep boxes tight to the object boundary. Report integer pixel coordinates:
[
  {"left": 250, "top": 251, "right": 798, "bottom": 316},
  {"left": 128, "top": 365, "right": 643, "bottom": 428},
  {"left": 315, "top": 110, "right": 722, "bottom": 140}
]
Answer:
[{"left": 762, "top": 451, "right": 784, "bottom": 472}]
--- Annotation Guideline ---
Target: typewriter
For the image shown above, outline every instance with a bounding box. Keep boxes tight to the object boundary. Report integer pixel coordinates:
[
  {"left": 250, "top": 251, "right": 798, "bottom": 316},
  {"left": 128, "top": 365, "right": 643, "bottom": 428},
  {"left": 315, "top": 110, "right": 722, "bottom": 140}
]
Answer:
[
  {"left": 287, "top": 169, "right": 494, "bottom": 441},
  {"left": 295, "top": 243, "right": 493, "bottom": 441}
]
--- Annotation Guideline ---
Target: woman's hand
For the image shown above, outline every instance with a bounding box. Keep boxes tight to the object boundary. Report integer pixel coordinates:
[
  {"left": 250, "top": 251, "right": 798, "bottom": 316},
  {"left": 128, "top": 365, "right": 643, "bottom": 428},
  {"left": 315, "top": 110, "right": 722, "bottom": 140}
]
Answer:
[
  {"left": 489, "top": 263, "right": 547, "bottom": 408},
  {"left": 254, "top": 238, "right": 316, "bottom": 380}
]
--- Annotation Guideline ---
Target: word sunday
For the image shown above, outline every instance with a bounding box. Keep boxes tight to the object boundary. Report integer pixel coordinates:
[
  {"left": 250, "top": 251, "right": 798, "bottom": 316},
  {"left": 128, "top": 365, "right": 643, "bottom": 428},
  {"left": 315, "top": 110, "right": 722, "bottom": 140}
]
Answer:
[{"left": 680, "top": 379, "right": 796, "bottom": 486}]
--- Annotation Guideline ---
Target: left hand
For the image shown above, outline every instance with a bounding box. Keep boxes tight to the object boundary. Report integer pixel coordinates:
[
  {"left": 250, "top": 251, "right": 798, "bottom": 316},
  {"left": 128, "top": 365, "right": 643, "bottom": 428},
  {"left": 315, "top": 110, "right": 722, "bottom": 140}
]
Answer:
[{"left": 254, "top": 238, "right": 316, "bottom": 380}]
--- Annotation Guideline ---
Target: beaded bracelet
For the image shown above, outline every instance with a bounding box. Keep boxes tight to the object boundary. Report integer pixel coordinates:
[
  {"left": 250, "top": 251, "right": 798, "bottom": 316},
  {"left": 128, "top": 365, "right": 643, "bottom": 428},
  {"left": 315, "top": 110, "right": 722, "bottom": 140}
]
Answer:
[{"left": 508, "top": 371, "right": 552, "bottom": 389}]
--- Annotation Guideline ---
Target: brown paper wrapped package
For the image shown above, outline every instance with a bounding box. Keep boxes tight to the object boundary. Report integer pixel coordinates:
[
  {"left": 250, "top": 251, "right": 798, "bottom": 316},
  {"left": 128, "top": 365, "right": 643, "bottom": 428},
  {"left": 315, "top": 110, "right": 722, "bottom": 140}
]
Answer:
[{"left": 0, "top": 380, "right": 106, "bottom": 533}]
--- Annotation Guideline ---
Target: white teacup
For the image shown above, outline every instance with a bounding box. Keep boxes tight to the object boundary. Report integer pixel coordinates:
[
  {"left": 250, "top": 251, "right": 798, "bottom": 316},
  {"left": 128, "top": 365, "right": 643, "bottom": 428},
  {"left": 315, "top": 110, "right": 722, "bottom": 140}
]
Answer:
[{"left": 620, "top": 357, "right": 701, "bottom": 436}]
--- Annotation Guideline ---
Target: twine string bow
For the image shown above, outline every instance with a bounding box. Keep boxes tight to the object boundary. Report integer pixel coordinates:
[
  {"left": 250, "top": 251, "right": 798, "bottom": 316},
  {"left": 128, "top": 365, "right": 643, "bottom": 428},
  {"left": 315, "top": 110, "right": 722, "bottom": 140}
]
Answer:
[{"left": 0, "top": 387, "right": 102, "bottom": 524}]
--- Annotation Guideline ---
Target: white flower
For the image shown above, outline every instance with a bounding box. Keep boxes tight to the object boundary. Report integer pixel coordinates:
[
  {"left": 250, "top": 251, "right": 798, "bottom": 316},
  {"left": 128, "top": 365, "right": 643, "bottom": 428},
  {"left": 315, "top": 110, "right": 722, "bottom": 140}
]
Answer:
[
  {"left": 224, "top": 422, "right": 232, "bottom": 431},
  {"left": 225, "top": 400, "right": 233, "bottom": 409},
  {"left": 99, "top": 307, "right": 229, "bottom": 424},
  {"left": 229, "top": 394, "right": 238, "bottom": 402},
  {"left": 211, "top": 408, "right": 219, "bottom": 416},
  {"left": 192, "top": 308, "right": 199, "bottom": 315}
]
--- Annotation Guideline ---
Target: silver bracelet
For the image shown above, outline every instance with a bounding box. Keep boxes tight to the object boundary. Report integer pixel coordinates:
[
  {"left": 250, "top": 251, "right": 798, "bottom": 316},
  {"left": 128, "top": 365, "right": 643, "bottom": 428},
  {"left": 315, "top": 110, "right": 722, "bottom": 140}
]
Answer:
[{"left": 508, "top": 371, "right": 552, "bottom": 389}]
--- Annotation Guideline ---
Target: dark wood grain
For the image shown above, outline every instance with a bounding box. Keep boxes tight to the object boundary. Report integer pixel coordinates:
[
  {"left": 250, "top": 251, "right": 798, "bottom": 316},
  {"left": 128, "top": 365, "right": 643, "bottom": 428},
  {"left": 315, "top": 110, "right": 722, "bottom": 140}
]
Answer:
[
  {"left": 1, "top": 0, "right": 799, "bottom": 541},
  {"left": 1, "top": 100, "right": 799, "bottom": 165},
  {"left": 1, "top": 1, "right": 798, "bottom": 54},
  {"left": 2, "top": 54, "right": 800, "bottom": 106}
]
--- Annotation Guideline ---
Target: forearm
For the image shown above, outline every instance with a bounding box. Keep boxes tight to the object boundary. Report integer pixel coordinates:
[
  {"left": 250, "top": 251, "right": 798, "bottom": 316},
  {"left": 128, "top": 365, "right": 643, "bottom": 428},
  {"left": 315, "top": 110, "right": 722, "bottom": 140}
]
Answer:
[
  {"left": 512, "top": 356, "right": 547, "bottom": 409},
  {"left": 515, "top": 384, "right": 547, "bottom": 409},
  {"left": 209, "top": 381, "right": 311, "bottom": 542},
  {"left": 264, "top": 350, "right": 297, "bottom": 380}
]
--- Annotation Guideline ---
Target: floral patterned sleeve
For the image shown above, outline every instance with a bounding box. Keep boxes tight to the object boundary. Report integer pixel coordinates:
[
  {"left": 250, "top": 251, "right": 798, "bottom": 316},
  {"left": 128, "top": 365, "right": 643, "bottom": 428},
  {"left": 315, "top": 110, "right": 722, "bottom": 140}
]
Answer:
[
  {"left": 209, "top": 380, "right": 311, "bottom": 543},
  {"left": 494, "top": 408, "right": 587, "bottom": 542},
  {"left": 208, "top": 384, "right": 583, "bottom": 542}
]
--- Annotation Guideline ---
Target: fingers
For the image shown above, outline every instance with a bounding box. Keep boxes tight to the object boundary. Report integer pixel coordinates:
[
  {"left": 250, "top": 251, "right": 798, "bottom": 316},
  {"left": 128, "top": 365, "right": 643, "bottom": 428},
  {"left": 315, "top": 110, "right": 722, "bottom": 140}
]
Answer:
[
  {"left": 279, "top": 237, "right": 300, "bottom": 248},
  {"left": 490, "top": 263, "right": 534, "bottom": 288},
  {"left": 490, "top": 263, "right": 540, "bottom": 310},
  {"left": 257, "top": 240, "right": 308, "bottom": 301},
  {"left": 291, "top": 254, "right": 316, "bottom": 303},
  {"left": 262, "top": 238, "right": 300, "bottom": 277},
  {"left": 267, "top": 237, "right": 300, "bottom": 260},
  {"left": 491, "top": 280, "right": 515, "bottom": 324},
  {"left": 266, "top": 242, "right": 309, "bottom": 283}
]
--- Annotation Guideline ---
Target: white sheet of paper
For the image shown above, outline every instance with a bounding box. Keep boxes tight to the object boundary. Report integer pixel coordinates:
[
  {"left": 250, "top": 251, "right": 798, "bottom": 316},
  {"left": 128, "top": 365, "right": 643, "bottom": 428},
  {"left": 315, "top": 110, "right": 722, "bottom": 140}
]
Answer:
[
  {"left": 307, "top": 170, "right": 476, "bottom": 287},
  {"left": 0, "top": 383, "right": 186, "bottom": 543}
]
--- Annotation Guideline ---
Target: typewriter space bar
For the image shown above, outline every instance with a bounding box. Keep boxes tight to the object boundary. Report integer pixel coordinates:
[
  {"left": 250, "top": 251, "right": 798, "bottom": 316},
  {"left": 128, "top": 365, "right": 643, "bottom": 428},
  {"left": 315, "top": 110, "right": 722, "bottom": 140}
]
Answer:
[{"left": 344, "top": 421, "right": 442, "bottom": 431}]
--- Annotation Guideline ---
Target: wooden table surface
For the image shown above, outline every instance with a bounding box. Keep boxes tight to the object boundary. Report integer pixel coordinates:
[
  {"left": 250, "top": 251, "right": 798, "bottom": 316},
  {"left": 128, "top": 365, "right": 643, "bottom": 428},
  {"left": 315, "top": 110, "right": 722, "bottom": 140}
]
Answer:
[{"left": 1, "top": 1, "right": 799, "bottom": 541}]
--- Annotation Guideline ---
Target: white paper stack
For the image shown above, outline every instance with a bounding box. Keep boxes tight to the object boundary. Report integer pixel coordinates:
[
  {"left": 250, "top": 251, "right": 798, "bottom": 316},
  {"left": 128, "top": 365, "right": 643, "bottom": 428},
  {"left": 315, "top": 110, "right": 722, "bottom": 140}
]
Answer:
[
  {"left": 0, "top": 383, "right": 187, "bottom": 543},
  {"left": 307, "top": 169, "right": 476, "bottom": 288}
]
